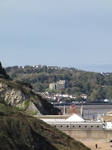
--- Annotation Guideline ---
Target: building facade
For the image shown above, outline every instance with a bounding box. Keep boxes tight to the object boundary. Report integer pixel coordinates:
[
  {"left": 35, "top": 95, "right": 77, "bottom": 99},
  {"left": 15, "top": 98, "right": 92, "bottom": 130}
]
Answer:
[{"left": 49, "top": 80, "right": 68, "bottom": 90}]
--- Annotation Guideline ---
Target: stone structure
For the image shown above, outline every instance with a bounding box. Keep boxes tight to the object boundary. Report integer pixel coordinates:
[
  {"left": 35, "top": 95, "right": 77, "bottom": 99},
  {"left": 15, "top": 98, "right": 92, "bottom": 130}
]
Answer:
[
  {"left": 45, "top": 121, "right": 112, "bottom": 142},
  {"left": 49, "top": 80, "right": 68, "bottom": 90}
]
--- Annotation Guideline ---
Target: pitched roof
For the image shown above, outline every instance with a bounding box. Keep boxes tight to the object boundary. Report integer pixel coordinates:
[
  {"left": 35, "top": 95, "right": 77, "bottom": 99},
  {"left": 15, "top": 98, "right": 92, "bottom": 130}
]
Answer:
[{"left": 65, "top": 113, "right": 85, "bottom": 122}]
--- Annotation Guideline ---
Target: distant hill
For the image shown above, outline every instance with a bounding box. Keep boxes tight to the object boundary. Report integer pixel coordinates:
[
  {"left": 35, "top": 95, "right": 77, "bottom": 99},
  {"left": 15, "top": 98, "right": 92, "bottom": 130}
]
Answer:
[{"left": 5, "top": 65, "right": 112, "bottom": 101}]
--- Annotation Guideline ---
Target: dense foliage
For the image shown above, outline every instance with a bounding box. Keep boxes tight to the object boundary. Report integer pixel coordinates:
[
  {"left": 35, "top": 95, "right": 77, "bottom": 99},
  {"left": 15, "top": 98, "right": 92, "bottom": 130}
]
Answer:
[
  {"left": 5, "top": 65, "right": 112, "bottom": 101},
  {"left": 0, "top": 97, "right": 90, "bottom": 150}
]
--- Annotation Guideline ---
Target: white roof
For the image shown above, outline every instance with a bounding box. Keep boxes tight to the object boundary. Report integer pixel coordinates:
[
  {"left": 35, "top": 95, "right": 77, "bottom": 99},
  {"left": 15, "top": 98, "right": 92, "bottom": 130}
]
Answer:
[
  {"left": 41, "top": 119, "right": 66, "bottom": 122},
  {"left": 65, "top": 114, "right": 85, "bottom": 122}
]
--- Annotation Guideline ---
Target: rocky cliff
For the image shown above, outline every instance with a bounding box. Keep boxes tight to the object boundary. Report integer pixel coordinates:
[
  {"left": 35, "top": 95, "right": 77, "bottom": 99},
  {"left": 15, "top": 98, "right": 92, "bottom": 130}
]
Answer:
[{"left": 0, "top": 79, "right": 60, "bottom": 115}]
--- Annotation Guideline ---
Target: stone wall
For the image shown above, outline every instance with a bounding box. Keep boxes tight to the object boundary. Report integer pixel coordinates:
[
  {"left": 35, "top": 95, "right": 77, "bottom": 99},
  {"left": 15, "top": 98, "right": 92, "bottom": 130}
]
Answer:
[
  {"left": 48, "top": 121, "right": 112, "bottom": 142},
  {"left": 63, "top": 130, "right": 112, "bottom": 142}
]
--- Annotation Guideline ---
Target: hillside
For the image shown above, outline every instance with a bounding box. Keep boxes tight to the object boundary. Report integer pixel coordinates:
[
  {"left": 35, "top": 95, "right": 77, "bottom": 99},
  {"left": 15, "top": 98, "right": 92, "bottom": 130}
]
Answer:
[
  {"left": 5, "top": 65, "right": 112, "bottom": 101},
  {"left": 0, "top": 97, "right": 90, "bottom": 150}
]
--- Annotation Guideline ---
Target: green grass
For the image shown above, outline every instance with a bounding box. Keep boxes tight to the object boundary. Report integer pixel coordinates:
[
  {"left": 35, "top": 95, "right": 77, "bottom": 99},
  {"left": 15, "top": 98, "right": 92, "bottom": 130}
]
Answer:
[
  {"left": 31, "top": 110, "right": 38, "bottom": 116},
  {"left": 24, "top": 100, "right": 30, "bottom": 109}
]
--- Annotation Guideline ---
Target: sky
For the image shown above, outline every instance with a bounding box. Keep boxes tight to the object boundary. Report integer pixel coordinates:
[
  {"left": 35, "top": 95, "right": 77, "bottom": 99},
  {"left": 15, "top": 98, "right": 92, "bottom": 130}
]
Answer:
[{"left": 0, "top": 0, "right": 112, "bottom": 72}]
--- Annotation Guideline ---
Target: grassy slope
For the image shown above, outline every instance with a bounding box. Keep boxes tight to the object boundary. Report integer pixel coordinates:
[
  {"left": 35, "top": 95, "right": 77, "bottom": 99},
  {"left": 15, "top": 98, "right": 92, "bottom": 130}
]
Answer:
[{"left": 0, "top": 97, "right": 90, "bottom": 150}]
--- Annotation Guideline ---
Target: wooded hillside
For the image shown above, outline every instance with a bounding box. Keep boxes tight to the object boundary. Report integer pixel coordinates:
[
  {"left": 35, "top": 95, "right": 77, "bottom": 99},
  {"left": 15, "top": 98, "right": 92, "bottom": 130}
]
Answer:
[{"left": 6, "top": 65, "right": 112, "bottom": 101}]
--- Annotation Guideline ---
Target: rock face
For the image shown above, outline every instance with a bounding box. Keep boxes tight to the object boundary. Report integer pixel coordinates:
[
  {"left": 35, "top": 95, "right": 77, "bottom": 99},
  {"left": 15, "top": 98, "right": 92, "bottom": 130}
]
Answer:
[
  {"left": 0, "top": 83, "right": 26, "bottom": 105},
  {"left": 0, "top": 82, "right": 60, "bottom": 115}
]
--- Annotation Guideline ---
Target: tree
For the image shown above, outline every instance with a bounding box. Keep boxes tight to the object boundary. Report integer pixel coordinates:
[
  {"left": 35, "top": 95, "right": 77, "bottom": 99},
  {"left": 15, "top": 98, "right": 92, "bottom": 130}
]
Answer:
[
  {"left": 0, "top": 62, "right": 10, "bottom": 79},
  {"left": 106, "top": 88, "right": 112, "bottom": 99},
  {"left": 89, "top": 92, "right": 97, "bottom": 101}
]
